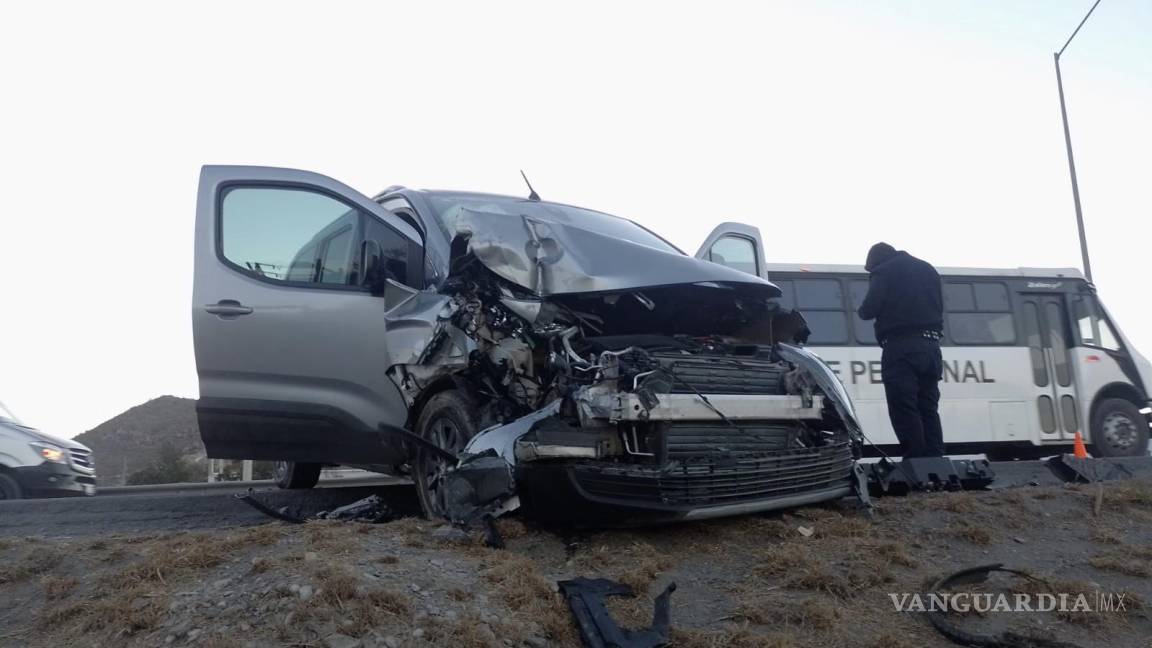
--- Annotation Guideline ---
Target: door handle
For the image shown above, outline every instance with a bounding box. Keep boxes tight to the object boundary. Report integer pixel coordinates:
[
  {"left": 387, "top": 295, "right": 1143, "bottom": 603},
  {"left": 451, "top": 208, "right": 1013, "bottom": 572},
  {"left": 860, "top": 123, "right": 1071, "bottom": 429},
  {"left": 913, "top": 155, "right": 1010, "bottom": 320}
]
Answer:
[{"left": 205, "top": 300, "right": 253, "bottom": 317}]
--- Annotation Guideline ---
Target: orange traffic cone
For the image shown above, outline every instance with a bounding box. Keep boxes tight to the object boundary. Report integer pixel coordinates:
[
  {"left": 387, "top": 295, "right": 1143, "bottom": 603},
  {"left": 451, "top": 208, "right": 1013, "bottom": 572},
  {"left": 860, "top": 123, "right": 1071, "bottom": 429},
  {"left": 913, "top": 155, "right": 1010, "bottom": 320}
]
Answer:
[{"left": 1072, "top": 431, "right": 1090, "bottom": 459}]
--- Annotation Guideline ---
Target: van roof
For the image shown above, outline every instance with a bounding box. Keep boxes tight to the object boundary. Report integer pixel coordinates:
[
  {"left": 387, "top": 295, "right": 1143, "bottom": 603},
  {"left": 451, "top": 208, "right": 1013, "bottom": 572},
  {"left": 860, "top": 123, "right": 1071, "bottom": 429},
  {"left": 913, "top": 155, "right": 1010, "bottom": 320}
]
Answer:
[{"left": 761, "top": 263, "right": 1086, "bottom": 279}]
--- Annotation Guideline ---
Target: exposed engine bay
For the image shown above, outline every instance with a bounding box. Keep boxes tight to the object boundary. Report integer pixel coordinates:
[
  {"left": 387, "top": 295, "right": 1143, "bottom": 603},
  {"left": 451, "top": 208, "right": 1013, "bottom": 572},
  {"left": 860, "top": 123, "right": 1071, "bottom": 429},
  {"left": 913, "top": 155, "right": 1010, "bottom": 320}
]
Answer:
[{"left": 383, "top": 209, "right": 867, "bottom": 526}]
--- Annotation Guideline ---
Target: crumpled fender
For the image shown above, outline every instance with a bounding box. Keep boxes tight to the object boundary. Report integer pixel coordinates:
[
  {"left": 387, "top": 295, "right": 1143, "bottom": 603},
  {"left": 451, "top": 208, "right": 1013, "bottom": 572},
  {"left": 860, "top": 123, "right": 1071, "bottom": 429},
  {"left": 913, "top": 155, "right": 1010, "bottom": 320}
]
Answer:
[{"left": 776, "top": 343, "right": 862, "bottom": 443}]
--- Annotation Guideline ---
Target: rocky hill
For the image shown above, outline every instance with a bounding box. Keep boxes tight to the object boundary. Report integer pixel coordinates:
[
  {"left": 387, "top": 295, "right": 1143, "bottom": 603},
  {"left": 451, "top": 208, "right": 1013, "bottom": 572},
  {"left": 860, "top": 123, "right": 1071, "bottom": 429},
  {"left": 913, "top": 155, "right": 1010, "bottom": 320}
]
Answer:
[{"left": 74, "top": 396, "right": 205, "bottom": 486}]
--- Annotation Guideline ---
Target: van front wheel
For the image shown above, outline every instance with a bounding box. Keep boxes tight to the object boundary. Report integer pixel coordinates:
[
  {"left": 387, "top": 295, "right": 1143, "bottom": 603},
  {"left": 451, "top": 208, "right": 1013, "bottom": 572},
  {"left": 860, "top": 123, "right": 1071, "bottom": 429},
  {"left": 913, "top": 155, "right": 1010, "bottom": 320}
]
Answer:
[
  {"left": 1091, "top": 399, "right": 1150, "bottom": 457},
  {"left": 274, "top": 461, "right": 322, "bottom": 489},
  {"left": 0, "top": 473, "right": 21, "bottom": 500}
]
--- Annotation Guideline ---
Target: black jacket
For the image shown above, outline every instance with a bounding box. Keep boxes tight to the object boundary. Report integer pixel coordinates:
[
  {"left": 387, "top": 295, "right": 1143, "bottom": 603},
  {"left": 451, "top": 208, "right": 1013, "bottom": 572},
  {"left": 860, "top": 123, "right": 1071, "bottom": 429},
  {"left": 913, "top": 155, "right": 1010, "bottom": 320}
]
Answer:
[{"left": 857, "top": 251, "right": 943, "bottom": 341}]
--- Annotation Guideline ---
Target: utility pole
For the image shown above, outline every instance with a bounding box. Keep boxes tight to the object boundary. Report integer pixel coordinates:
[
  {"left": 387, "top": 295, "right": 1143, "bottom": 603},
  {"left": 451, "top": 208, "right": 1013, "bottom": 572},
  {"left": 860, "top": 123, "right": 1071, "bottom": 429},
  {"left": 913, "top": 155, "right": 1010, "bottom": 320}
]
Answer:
[{"left": 1054, "top": 0, "right": 1102, "bottom": 284}]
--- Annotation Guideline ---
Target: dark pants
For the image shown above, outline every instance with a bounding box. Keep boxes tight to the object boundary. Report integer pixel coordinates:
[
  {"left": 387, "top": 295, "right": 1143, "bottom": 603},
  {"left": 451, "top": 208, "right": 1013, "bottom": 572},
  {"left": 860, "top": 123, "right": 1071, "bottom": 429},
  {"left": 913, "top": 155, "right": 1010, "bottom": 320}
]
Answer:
[{"left": 881, "top": 336, "right": 945, "bottom": 458}]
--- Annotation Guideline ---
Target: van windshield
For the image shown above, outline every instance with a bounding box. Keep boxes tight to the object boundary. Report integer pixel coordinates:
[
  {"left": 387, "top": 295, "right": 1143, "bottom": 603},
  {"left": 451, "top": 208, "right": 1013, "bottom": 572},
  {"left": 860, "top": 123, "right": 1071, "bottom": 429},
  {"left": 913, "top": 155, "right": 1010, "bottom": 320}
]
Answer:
[{"left": 425, "top": 192, "right": 682, "bottom": 254}]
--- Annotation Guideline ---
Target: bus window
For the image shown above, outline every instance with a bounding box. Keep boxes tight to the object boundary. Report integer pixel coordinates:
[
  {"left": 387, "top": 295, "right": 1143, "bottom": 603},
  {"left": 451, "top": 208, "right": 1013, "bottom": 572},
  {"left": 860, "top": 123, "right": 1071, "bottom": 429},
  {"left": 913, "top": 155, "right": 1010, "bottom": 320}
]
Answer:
[
  {"left": 1072, "top": 296, "right": 1121, "bottom": 351},
  {"left": 848, "top": 279, "right": 878, "bottom": 345},
  {"left": 945, "top": 281, "right": 1016, "bottom": 345},
  {"left": 793, "top": 279, "right": 848, "bottom": 344},
  {"left": 772, "top": 280, "right": 796, "bottom": 310}
]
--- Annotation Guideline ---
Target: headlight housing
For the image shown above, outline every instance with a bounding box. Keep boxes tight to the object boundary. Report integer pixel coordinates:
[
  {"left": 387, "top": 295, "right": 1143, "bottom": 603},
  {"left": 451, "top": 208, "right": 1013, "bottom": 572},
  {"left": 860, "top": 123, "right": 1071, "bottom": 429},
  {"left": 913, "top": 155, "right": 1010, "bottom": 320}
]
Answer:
[{"left": 30, "top": 443, "right": 67, "bottom": 463}]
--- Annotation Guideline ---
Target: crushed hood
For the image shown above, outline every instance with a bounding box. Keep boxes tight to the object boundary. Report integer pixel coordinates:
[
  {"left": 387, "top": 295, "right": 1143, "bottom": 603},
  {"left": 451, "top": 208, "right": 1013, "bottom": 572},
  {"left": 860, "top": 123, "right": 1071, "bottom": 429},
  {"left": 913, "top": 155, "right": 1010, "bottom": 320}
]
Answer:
[{"left": 453, "top": 209, "right": 782, "bottom": 298}]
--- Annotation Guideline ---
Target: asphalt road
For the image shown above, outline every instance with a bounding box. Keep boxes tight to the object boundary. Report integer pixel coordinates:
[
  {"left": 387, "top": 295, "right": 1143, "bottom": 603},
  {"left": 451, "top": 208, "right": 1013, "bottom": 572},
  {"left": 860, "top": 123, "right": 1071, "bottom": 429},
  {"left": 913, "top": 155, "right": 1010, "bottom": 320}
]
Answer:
[{"left": 0, "top": 479, "right": 420, "bottom": 538}]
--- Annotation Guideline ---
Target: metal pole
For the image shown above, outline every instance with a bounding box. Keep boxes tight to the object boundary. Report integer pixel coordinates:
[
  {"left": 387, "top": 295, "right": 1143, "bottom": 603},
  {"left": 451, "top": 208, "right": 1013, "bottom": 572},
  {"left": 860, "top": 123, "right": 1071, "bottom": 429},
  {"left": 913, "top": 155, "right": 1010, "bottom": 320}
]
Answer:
[{"left": 1053, "top": 52, "right": 1093, "bottom": 284}]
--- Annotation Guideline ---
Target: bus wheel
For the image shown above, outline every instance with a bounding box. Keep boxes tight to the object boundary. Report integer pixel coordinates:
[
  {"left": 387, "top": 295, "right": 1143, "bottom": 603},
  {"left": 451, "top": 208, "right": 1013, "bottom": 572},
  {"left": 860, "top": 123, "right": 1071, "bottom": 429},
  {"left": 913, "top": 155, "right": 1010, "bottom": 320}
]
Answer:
[
  {"left": 1091, "top": 399, "right": 1150, "bottom": 457},
  {"left": 274, "top": 461, "right": 322, "bottom": 489}
]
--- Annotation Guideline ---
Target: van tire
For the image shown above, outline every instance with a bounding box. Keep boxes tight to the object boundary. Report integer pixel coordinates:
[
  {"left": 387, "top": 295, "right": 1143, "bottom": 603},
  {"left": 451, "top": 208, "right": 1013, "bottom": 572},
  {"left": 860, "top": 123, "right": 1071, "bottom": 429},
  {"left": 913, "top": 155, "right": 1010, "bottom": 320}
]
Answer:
[
  {"left": 274, "top": 461, "right": 322, "bottom": 489},
  {"left": 413, "top": 390, "right": 480, "bottom": 520},
  {"left": 0, "top": 473, "right": 22, "bottom": 500},
  {"left": 1090, "top": 398, "right": 1150, "bottom": 457}
]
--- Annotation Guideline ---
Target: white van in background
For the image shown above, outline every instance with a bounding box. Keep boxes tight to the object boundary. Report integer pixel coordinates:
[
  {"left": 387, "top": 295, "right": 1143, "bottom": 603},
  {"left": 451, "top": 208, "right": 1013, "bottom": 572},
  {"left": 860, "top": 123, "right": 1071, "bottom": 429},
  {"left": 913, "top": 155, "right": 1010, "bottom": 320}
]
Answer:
[{"left": 0, "top": 401, "right": 96, "bottom": 499}]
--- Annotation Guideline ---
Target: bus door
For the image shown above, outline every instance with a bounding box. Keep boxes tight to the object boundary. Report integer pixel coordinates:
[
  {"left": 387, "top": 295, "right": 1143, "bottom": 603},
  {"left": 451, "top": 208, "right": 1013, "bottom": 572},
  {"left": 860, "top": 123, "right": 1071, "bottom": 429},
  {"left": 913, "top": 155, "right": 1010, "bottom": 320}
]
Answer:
[{"left": 1020, "top": 294, "right": 1080, "bottom": 443}]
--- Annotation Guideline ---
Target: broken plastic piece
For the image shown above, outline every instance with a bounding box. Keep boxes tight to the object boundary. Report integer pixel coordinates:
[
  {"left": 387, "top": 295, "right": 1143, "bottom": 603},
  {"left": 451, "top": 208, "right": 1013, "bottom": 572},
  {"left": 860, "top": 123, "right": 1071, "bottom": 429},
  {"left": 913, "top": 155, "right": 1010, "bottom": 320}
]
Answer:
[
  {"left": 235, "top": 490, "right": 306, "bottom": 524},
  {"left": 317, "top": 495, "right": 393, "bottom": 523},
  {"left": 928, "top": 564, "right": 1085, "bottom": 648},
  {"left": 558, "top": 577, "right": 676, "bottom": 648},
  {"left": 1045, "top": 454, "right": 1135, "bottom": 484},
  {"left": 867, "top": 457, "right": 995, "bottom": 496}
]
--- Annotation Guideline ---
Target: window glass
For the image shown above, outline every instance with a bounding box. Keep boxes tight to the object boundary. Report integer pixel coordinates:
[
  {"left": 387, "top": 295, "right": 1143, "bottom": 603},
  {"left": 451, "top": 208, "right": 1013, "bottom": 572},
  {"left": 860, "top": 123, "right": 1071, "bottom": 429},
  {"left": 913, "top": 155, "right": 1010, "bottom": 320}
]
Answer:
[
  {"left": 363, "top": 217, "right": 412, "bottom": 287},
  {"left": 944, "top": 283, "right": 976, "bottom": 311},
  {"left": 1046, "top": 302, "right": 1071, "bottom": 387},
  {"left": 708, "top": 236, "right": 758, "bottom": 276},
  {"left": 803, "top": 311, "right": 849, "bottom": 344},
  {"left": 946, "top": 313, "right": 1017, "bottom": 345},
  {"left": 1073, "top": 297, "right": 1121, "bottom": 351},
  {"left": 848, "top": 279, "right": 877, "bottom": 345},
  {"left": 974, "top": 283, "right": 1011, "bottom": 311},
  {"left": 1061, "top": 395, "right": 1079, "bottom": 434},
  {"left": 317, "top": 227, "right": 355, "bottom": 285},
  {"left": 221, "top": 187, "right": 359, "bottom": 284},
  {"left": 285, "top": 241, "right": 319, "bottom": 283},
  {"left": 1037, "top": 396, "right": 1056, "bottom": 434},
  {"left": 771, "top": 280, "right": 796, "bottom": 311},
  {"left": 795, "top": 279, "right": 843, "bottom": 309},
  {"left": 1023, "top": 302, "right": 1048, "bottom": 387}
]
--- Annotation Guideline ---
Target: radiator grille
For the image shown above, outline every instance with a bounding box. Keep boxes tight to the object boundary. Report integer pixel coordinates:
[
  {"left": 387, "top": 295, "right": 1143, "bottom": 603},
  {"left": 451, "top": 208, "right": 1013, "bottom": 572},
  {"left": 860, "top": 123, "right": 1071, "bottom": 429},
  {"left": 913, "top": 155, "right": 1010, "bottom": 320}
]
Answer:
[
  {"left": 652, "top": 354, "right": 786, "bottom": 395},
  {"left": 69, "top": 449, "right": 95, "bottom": 473},
  {"left": 573, "top": 442, "right": 854, "bottom": 507},
  {"left": 664, "top": 420, "right": 795, "bottom": 458}
]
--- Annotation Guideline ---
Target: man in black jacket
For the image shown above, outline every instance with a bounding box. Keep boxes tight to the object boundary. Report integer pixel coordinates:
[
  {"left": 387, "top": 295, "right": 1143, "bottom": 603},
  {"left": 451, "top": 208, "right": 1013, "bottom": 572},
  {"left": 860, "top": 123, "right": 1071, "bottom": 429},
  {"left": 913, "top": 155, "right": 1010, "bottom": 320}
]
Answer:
[{"left": 857, "top": 243, "right": 946, "bottom": 457}]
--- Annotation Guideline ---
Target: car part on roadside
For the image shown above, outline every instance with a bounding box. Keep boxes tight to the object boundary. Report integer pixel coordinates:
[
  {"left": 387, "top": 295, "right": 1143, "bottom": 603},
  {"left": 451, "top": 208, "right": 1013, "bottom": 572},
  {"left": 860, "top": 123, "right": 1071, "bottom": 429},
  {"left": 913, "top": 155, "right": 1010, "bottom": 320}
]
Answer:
[
  {"left": 236, "top": 490, "right": 399, "bottom": 524},
  {"left": 558, "top": 577, "right": 676, "bottom": 648},
  {"left": 1044, "top": 454, "right": 1137, "bottom": 484},
  {"left": 236, "top": 490, "right": 307, "bottom": 524},
  {"left": 866, "top": 457, "right": 996, "bottom": 496},
  {"left": 927, "top": 564, "right": 1085, "bottom": 648},
  {"left": 316, "top": 494, "right": 394, "bottom": 522}
]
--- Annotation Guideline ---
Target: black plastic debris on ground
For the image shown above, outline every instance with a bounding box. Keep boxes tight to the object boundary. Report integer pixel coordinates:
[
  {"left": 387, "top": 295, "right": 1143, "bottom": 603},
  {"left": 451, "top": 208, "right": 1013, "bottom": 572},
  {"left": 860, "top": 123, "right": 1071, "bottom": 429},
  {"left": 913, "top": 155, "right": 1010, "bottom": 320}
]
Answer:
[
  {"left": 558, "top": 577, "right": 676, "bottom": 648},
  {"left": 867, "top": 457, "right": 996, "bottom": 496},
  {"left": 928, "top": 564, "right": 1085, "bottom": 648},
  {"left": 236, "top": 486, "right": 419, "bottom": 524},
  {"left": 1045, "top": 454, "right": 1137, "bottom": 484}
]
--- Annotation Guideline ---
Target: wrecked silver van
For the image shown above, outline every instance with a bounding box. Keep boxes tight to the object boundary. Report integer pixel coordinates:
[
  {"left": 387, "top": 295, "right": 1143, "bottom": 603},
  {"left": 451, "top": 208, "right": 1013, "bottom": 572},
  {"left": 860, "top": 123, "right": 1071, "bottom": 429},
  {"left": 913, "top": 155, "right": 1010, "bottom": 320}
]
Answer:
[{"left": 194, "top": 166, "right": 863, "bottom": 525}]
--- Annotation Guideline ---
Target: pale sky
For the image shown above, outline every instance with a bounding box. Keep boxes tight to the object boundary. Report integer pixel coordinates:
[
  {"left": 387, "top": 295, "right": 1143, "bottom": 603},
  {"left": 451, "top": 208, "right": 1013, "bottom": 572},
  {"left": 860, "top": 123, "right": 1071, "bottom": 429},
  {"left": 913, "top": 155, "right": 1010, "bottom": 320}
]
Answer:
[{"left": 1, "top": 1, "right": 1148, "bottom": 439}]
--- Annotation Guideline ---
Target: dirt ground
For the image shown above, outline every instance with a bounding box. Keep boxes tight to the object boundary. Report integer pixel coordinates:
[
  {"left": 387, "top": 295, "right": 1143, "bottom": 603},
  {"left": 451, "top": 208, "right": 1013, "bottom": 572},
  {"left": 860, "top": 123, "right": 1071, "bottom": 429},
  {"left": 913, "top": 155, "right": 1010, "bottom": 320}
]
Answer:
[{"left": 1, "top": 480, "right": 1150, "bottom": 648}]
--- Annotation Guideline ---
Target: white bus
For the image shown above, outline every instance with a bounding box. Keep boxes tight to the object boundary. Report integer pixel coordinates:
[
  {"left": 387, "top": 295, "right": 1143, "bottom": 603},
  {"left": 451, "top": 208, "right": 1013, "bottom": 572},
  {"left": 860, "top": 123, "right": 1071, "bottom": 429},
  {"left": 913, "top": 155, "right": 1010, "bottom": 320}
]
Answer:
[{"left": 697, "top": 224, "right": 1152, "bottom": 459}]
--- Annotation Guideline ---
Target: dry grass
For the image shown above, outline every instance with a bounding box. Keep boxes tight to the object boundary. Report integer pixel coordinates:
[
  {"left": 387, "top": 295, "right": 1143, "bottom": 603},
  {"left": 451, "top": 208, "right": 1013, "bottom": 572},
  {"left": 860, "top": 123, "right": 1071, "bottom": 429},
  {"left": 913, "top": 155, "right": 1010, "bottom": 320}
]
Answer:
[
  {"left": 736, "top": 595, "right": 840, "bottom": 631},
  {"left": 482, "top": 553, "right": 578, "bottom": 643},
  {"left": 924, "top": 491, "right": 979, "bottom": 513},
  {"left": 0, "top": 546, "right": 64, "bottom": 584},
  {"left": 1090, "top": 554, "right": 1152, "bottom": 578},
  {"left": 671, "top": 627, "right": 798, "bottom": 648},
  {"left": 1090, "top": 526, "right": 1125, "bottom": 545},
  {"left": 865, "top": 631, "right": 922, "bottom": 648},
  {"left": 947, "top": 520, "right": 995, "bottom": 545},
  {"left": 756, "top": 542, "right": 904, "bottom": 598},
  {"left": 570, "top": 538, "right": 672, "bottom": 594},
  {"left": 38, "top": 586, "right": 166, "bottom": 637},
  {"left": 41, "top": 575, "right": 78, "bottom": 601}
]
